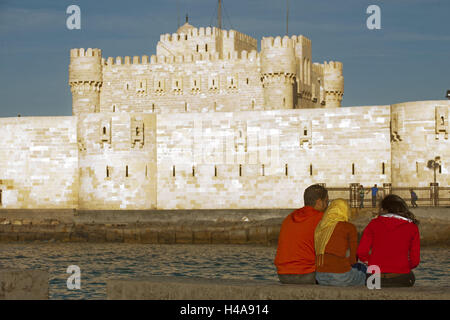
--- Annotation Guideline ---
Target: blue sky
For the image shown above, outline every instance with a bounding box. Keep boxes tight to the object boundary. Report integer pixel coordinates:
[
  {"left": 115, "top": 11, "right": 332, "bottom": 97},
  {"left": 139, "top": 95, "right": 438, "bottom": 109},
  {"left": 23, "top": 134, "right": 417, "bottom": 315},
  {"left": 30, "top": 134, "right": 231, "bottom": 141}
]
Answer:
[{"left": 0, "top": 0, "right": 449, "bottom": 117}]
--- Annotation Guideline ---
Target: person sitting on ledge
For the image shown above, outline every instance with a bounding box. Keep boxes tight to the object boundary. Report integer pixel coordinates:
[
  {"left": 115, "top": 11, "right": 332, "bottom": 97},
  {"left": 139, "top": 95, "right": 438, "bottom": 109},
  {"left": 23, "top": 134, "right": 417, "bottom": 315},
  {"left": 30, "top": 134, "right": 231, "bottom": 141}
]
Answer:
[
  {"left": 274, "top": 184, "right": 328, "bottom": 284},
  {"left": 314, "top": 199, "right": 367, "bottom": 286},
  {"left": 357, "top": 194, "right": 420, "bottom": 287}
]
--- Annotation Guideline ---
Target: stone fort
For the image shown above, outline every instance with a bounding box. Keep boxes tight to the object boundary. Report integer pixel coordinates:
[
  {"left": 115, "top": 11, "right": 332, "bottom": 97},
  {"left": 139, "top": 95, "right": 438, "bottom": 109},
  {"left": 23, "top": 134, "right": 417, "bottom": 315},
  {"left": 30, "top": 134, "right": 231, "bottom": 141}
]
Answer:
[{"left": 0, "top": 22, "right": 449, "bottom": 210}]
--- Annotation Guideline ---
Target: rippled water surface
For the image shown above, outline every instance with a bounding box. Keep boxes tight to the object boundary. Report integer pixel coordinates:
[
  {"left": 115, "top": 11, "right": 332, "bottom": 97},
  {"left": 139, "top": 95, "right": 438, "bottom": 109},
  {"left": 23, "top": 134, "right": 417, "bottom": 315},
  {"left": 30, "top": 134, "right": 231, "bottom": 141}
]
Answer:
[{"left": 0, "top": 243, "right": 448, "bottom": 299}]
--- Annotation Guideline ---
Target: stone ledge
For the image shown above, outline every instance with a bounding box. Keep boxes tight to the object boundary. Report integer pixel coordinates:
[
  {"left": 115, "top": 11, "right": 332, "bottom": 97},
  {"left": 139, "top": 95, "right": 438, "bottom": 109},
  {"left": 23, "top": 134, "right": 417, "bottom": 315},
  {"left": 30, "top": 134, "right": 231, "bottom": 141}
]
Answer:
[
  {"left": 0, "top": 269, "right": 48, "bottom": 300},
  {"left": 106, "top": 276, "right": 449, "bottom": 300}
]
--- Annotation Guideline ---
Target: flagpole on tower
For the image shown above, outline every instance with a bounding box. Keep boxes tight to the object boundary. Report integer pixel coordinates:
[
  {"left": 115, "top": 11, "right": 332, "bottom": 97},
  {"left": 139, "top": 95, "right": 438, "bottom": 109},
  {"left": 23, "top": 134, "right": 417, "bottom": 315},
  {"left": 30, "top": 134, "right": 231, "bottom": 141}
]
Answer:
[
  {"left": 218, "top": 0, "right": 222, "bottom": 29},
  {"left": 177, "top": 0, "right": 180, "bottom": 29},
  {"left": 286, "top": 0, "right": 289, "bottom": 35}
]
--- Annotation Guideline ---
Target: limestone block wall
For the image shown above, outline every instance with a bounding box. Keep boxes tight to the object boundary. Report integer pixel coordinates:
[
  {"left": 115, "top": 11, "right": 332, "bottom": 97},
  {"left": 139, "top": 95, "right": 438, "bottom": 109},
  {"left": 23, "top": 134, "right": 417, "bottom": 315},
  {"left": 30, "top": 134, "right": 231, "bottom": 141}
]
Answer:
[
  {"left": 391, "top": 100, "right": 450, "bottom": 187},
  {"left": 100, "top": 52, "right": 264, "bottom": 114},
  {"left": 0, "top": 117, "right": 78, "bottom": 209},
  {"left": 69, "top": 48, "right": 103, "bottom": 116},
  {"left": 77, "top": 113, "right": 157, "bottom": 209},
  {"left": 157, "top": 27, "right": 221, "bottom": 57},
  {"left": 221, "top": 29, "right": 258, "bottom": 58},
  {"left": 156, "top": 27, "right": 257, "bottom": 59},
  {"left": 156, "top": 105, "right": 391, "bottom": 209}
]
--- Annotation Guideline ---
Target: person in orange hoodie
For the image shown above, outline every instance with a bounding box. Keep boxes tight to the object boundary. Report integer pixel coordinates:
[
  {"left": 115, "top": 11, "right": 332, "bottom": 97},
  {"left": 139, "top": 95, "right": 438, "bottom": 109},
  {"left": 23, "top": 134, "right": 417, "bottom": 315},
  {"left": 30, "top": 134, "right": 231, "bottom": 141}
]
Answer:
[{"left": 274, "top": 184, "right": 329, "bottom": 284}]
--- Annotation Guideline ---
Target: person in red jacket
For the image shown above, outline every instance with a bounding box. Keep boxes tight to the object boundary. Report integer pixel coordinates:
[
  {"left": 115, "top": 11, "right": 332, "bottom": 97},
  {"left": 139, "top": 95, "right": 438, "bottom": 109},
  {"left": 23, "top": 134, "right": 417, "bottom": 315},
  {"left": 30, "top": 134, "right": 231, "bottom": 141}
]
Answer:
[
  {"left": 357, "top": 194, "right": 420, "bottom": 287},
  {"left": 274, "top": 184, "right": 329, "bottom": 284}
]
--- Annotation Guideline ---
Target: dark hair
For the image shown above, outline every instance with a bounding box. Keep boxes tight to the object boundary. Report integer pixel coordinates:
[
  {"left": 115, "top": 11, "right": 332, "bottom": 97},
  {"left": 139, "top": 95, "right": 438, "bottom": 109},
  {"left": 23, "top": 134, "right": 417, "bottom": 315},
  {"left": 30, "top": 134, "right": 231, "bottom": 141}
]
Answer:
[
  {"left": 304, "top": 184, "right": 328, "bottom": 207},
  {"left": 380, "top": 194, "right": 419, "bottom": 225}
]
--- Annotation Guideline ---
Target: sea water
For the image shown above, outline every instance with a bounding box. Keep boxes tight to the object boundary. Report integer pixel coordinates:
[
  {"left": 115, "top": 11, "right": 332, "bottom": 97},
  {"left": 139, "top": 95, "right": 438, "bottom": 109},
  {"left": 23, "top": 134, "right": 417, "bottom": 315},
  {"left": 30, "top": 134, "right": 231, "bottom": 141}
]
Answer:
[{"left": 0, "top": 243, "right": 448, "bottom": 299}]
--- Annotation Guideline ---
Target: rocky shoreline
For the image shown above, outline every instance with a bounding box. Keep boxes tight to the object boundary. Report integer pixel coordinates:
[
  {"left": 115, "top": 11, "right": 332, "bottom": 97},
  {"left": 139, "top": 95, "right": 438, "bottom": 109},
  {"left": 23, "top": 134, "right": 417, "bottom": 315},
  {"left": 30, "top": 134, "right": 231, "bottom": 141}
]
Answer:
[{"left": 0, "top": 208, "right": 448, "bottom": 246}]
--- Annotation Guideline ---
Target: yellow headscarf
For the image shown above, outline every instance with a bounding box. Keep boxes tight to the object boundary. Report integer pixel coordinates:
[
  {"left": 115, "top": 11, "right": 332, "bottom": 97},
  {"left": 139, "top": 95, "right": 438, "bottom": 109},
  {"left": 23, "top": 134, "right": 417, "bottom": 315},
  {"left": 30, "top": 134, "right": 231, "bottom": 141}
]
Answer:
[{"left": 314, "top": 198, "right": 350, "bottom": 267}]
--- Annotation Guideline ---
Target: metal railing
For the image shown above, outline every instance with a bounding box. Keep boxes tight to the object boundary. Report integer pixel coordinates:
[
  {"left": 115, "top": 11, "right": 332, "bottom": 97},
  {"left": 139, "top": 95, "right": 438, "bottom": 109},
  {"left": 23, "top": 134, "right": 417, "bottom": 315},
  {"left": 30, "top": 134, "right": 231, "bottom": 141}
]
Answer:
[{"left": 323, "top": 183, "right": 450, "bottom": 208}]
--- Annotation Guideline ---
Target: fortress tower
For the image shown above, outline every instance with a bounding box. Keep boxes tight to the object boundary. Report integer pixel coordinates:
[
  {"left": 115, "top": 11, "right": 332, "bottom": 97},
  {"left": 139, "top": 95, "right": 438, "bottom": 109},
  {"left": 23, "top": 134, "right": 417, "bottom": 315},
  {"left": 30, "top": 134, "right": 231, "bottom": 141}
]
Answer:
[
  {"left": 261, "top": 36, "right": 296, "bottom": 109},
  {"left": 156, "top": 22, "right": 257, "bottom": 60},
  {"left": 323, "top": 61, "right": 344, "bottom": 108},
  {"left": 69, "top": 48, "right": 103, "bottom": 116}
]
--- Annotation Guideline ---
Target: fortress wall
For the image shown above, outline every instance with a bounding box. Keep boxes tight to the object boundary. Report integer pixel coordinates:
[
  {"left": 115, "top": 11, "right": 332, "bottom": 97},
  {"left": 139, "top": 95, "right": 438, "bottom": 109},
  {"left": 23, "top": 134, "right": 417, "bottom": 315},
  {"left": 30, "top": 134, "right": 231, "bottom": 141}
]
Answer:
[
  {"left": 77, "top": 113, "right": 157, "bottom": 209},
  {"left": 156, "top": 105, "right": 391, "bottom": 209},
  {"left": 222, "top": 29, "right": 258, "bottom": 58},
  {"left": 391, "top": 100, "right": 450, "bottom": 187},
  {"left": 157, "top": 29, "right": 219, "bottom": 57},
  {"left": 100, "top": 54, "right": 263, "bottom": 114},
  {"left": 0, "top": 117, "right": 78, "bottom": 209}
]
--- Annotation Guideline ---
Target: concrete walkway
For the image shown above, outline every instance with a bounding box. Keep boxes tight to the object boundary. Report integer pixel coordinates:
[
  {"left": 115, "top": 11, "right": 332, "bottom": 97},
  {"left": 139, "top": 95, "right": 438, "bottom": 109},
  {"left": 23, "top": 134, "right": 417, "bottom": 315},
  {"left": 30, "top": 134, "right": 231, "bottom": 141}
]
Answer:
[
  {"left": 107, "top": 276, "right": 450, "bottom": 300},
  {"left": 0, "top": 269, "right": 48, "bottom": 300},
  {"left": 0, "top": 207, "right": 448, "bottom": 245}
]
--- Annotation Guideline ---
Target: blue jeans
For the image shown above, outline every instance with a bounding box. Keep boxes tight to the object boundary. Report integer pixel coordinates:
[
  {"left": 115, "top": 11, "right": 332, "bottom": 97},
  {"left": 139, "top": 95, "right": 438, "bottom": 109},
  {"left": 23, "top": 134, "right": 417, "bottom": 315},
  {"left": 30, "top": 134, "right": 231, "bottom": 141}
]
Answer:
[{"left": 316, "top": 264, "right": 367, "bottom": 287}]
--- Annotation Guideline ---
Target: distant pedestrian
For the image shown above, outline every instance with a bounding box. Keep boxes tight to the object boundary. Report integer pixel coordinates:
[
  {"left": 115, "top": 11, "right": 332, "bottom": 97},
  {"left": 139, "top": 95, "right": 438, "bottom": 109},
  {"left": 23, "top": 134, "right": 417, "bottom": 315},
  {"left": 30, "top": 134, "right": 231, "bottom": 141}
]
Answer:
[
  {"left": 410, "top": 189, "right": 418, "bottom": 208},
  {"left": 366, "top": 184, "right": 379, "bottom": 208},
  {"left": 359, "top": 185, "right": 365, "bottom": 208}
]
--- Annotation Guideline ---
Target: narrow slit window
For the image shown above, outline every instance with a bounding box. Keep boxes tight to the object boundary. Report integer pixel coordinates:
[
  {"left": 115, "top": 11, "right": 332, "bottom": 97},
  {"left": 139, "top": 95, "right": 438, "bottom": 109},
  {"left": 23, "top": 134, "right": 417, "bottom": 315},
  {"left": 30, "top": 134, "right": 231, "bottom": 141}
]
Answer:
[
  {"left": 172, "top": 165, "right": 176, "bottom": 177},
  {"left": 246, "top": 78, "right": 249, "bottom": 85},
  {"left": 0, "top": 189, "right": 2, "bottom": 205},
  {"left": 285, "top": 163, "right": 288, "bottom": 176},
  {"left": 352, "top": 163, "right": 355, "bottom": 175},
  {"left": 103, "top": 127, "right": 106, "bottom": 135},
  {"left": 152, "top": 103, "right": 155, "bottom": 112},
  {"left": 145, "top": 165, "right": 148, "bottom": 177},
  {"left": 113, "top": 105, "right": 116, "bottom": 112},
  {"left": 196, "top": 44, "right": 199, "bottom": 52},
  {"left": 205, "top": 44, "right": 208, "bottom": 52},
  {"left": 214, "top": 165, "right": 217, "bottom": 177},
  {"left": 382, "top": 162, "right": 385, "bottom": 174},
  {"left": 310, "top": 164, "right": 313, "bottom": 176},
  {"left": 192, "top": 165, "right": 195, "bottom": 177},
  {"left": 262, "top": 164, "right": 265, "bottom": 176},
  {"left": 106, "top": 166, "right": 110, "bottom": 178},
  {"left": 439, "top": 165, "right": 442, "bottom": 174},
  {"left": 185, "top": 102, "right": 187, "bottom": 112},
  {"left": 126, "top": 165, "right": 129, "bottom": 177},
  {"left": 239, "top": 164, "right": 242, "bottom": 177}
]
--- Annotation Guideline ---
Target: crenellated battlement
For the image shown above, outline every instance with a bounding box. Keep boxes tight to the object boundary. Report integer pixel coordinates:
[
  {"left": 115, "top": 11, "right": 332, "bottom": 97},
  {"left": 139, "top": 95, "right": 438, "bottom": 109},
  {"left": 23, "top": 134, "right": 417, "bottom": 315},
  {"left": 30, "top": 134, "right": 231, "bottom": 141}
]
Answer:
[
  {"left": 292, "top": 35, "right": 311, "bottom": 46},
  {"left": 159, "top": 27, "right": 257, "bottom": 46},
  {"left": 261, "top": 36, "right": 295, "bottom": 49},
  {"left": 103, "top": 50, "right": 260, "bottom": 67},
  {"left": 161, "top": 26, "right": 219, "bottom": 41},
  {"left": 70, "top": 48, "right": 102, "bottom": 58},
  {"left": 261, "top": 35, "right": 311, "bottom": 50},
  {"left": 324, "top": 61, "right": 343, "bottom": 73}
]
